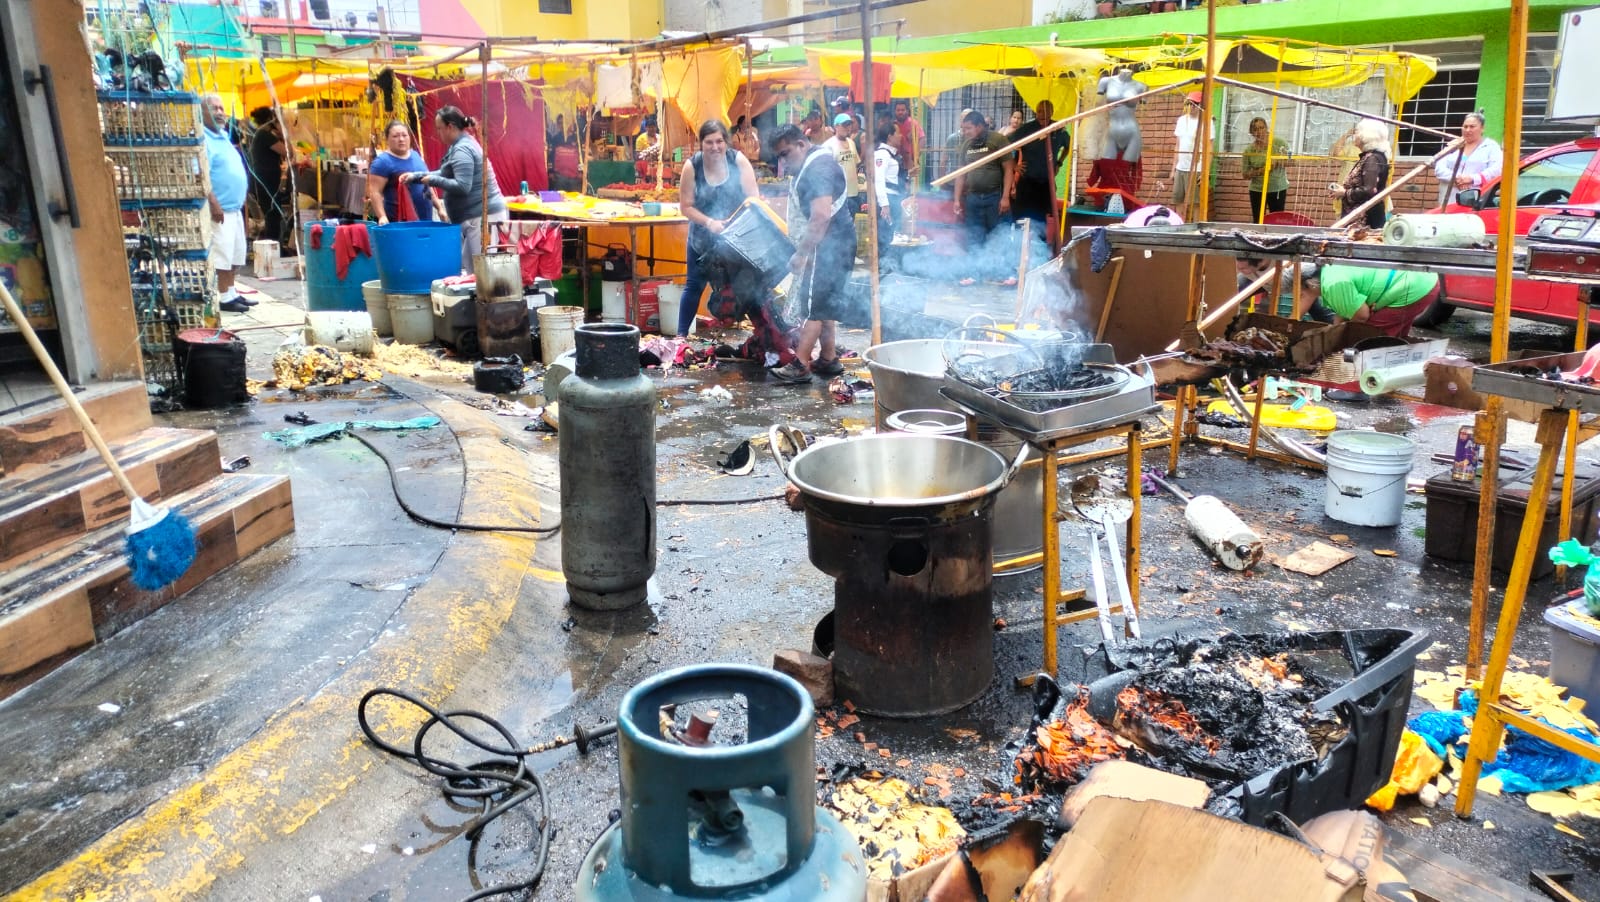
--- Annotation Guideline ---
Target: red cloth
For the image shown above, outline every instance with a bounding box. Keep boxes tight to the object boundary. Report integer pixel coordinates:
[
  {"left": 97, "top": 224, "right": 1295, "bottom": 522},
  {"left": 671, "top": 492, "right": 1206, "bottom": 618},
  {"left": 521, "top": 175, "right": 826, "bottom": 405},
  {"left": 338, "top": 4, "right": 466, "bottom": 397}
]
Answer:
[
  {"left": 333, "top": 223, "right": 373, "bottom": 281},
  {"left": 309, "top": 223, "right": 325, "bottom": 250},
  {"left": 394, "top": 178, "right": 418, "bottom": 222},
  {"left": 518, "top": 224, "right": 563, "bottom": 282},
  {"left": 1088, "top": 158, "right": 1143, "bottom": 198},
  {"left": 407, "top": 76, "right": 549, "bottom": 196},
  {"left": 849, "top": 62, "right": 892, "bottom": 103}
]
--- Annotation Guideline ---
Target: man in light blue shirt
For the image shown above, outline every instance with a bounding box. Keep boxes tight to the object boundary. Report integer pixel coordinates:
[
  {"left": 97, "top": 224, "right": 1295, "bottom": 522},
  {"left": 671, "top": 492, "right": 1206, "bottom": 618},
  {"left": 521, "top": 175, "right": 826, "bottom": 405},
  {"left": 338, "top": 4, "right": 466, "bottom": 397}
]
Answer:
[{"left": 203, "top": 94, "right": 253, "bottom": 312}]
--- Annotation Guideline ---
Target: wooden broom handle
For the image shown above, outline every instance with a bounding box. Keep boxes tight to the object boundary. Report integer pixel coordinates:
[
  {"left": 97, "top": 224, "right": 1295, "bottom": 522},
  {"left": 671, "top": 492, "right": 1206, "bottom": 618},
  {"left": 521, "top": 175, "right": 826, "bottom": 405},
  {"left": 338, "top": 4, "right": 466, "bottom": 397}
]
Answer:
[{"left": 0, "top": 280, "right": 143, "bottom": 503}]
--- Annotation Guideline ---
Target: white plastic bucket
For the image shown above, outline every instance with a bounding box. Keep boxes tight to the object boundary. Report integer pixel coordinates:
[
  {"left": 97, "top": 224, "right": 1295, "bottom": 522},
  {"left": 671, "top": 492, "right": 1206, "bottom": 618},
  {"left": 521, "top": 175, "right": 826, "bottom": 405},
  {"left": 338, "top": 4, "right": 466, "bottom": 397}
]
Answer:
[
  {"left": 600, "top": 281, "right": 627, "bottom": 323},
  {"left": 304, "top": 311, "right": 376, "bottom": 355},
  {"left": 1324, "top": 430, "right": 1417, "bottom": 527},
  {"left": 656, "top": 282, "right": 688, "bottom": 336},
  {"left": 361, "top": 280, "right": 391, "bottom": 336},
  {"left": 538, "top": 305, "right": 585, "bottom": 363},
  {"left": 387, "top": 292, "right": 433, "bottom": 345}
]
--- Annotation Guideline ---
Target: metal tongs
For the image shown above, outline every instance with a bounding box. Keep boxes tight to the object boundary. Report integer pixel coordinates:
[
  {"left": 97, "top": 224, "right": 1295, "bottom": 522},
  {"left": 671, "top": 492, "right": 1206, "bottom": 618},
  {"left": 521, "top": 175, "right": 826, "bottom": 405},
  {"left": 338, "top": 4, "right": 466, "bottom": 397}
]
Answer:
[{"left": 1071, "top": 478, "right": 1142, "bottom": 645}]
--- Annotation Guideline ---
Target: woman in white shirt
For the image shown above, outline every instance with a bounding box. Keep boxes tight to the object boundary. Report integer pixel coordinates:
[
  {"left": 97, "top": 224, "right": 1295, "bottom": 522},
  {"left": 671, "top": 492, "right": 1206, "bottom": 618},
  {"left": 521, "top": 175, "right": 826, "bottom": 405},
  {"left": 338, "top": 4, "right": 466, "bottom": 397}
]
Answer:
[
  {"left": 873, "top": 119, "right": 902, "bottom": 258},
  {"left": 1433, "top": 112, "right": 1503, "bottom": 206}
]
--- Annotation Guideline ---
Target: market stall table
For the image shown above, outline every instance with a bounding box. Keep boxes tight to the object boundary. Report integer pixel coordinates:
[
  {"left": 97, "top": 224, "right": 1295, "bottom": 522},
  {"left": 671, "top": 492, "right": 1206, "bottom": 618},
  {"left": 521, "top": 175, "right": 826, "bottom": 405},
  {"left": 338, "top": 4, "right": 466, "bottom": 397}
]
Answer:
[{"left": 506, "top": 193, "right": 688, "bottom": 329}]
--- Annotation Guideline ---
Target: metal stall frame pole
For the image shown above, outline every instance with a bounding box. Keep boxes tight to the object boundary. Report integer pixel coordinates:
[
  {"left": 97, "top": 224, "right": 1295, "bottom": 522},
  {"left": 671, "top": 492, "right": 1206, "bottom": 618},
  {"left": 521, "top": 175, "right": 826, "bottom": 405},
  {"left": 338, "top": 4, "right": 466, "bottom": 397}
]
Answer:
[
  {"left": 1466, "top": 0, "right": 1529, "bottom": 682},
  {"left": 479, "top": 42, "right": 491, "bottom": 255},
  {"left": 1557, "top": 302, "right": 1589, "bottom": 581},
  {"left": 1456, "top": 413, "right": 1582, "bottom": 818},
  {"left": 1174, "top": 2, "right": 1221, "bottom": 478},
  {"left": 861, "top": 1, "right": 882, "bottom": 347}
]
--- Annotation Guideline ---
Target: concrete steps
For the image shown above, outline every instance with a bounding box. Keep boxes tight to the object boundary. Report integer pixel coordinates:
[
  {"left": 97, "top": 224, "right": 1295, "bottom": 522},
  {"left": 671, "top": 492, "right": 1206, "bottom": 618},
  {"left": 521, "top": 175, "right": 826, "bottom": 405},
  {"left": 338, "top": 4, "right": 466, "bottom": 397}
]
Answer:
[{"left": 0, "top": 470, "right": 295, "bottom": 700}]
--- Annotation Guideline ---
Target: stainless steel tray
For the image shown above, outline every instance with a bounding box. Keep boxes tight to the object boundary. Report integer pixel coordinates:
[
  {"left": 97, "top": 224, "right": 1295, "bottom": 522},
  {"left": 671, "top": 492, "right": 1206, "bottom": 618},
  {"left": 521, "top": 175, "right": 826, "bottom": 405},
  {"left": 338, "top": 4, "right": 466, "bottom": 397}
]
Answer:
[
  {"left": 940, "top": 364, "right": 1158, "bottom": 443},
  {"left": 1471, "top": 351, "right": 1600, "bottom": 413}
]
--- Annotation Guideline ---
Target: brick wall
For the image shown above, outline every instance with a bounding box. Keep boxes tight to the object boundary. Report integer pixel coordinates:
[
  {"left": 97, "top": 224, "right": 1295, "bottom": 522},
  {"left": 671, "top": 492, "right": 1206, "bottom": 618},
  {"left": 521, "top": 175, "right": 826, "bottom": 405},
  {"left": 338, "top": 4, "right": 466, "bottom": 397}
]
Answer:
[{"left": 1071, "top": 93, "right": 1440, "bottom": 223}]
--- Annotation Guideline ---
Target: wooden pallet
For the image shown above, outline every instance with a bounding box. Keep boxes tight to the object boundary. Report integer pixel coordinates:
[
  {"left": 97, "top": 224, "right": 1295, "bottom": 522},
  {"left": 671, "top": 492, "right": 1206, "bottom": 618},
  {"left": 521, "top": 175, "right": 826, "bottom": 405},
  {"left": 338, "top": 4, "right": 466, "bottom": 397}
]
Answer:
[
  {"left": 0, "top": 472, "right": 295, "bottom": 699},
  {"left": 0, "top": 426, "right": 221, "bottom": 569}
]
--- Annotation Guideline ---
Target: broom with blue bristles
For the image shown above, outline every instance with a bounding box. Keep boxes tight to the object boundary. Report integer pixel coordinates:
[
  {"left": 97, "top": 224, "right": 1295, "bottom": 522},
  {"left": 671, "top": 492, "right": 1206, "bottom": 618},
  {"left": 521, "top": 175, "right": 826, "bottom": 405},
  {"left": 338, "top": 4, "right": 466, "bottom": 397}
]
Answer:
[{"left": 0, "top": 280, "right": 196, "bottom": 590}]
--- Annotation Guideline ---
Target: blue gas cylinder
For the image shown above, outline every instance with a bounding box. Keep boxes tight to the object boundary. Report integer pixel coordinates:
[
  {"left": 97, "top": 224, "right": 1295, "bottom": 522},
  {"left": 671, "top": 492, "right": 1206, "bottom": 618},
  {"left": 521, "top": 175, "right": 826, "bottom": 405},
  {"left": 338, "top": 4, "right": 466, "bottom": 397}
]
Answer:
[{"left": 575, "top": 665, "right": 867, "bottom": 901}]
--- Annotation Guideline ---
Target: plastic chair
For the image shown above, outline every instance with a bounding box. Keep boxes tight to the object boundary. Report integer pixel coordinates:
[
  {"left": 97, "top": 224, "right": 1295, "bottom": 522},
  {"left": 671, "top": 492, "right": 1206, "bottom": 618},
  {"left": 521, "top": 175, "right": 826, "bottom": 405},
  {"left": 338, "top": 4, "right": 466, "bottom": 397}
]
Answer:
[{"left": 1264, "top": 211, "right": 1318, "bottom": 227}]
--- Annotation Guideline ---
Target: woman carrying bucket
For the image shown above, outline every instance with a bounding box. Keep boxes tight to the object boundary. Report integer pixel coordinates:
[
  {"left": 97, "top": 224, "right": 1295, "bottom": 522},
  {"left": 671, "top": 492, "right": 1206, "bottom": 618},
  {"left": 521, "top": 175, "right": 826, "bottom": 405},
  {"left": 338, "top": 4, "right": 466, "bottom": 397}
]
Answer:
[
  {"left": 398, "top": 105, "right": 508, "bottom": 271},
  {"left": 677, "top": 119, "right": 759, "bottom": 338}
]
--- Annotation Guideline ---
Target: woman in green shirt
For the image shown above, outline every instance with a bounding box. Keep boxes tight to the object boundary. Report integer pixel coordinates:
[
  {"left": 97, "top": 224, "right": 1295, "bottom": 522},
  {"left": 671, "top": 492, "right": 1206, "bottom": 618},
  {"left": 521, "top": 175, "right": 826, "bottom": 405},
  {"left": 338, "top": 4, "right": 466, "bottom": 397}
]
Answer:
[
  {"left": 1241, "top": 117, "right": 1290, "bottom": 222},
  {"left": 1302, "top": 264, "right": 1440, "bottom": 339}
]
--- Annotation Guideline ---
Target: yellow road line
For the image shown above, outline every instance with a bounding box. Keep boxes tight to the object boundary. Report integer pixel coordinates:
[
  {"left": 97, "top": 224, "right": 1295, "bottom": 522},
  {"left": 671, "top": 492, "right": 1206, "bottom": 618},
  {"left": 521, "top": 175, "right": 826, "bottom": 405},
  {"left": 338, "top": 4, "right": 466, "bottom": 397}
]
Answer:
[{"left": 10, "top": 397, "right": 547, "bottom": 900}]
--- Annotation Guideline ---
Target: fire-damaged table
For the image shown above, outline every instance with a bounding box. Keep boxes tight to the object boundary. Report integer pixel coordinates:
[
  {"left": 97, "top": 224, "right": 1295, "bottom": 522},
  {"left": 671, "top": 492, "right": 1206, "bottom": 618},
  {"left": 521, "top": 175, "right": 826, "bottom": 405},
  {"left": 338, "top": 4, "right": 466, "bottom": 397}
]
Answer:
[
  {"left": 941, "top": 348, "right": 1161, "bottom": 682},
  {"left": 1091, "top": 223, "right": 1522, "bottom": 478}
]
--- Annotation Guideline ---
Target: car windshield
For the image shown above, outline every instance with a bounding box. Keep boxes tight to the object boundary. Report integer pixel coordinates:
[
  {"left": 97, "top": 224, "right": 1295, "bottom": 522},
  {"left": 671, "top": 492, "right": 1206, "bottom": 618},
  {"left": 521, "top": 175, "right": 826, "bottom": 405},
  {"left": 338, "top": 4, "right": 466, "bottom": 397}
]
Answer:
[{"left": 1484, "top": 149, "right": 1595, "bottom": 207}]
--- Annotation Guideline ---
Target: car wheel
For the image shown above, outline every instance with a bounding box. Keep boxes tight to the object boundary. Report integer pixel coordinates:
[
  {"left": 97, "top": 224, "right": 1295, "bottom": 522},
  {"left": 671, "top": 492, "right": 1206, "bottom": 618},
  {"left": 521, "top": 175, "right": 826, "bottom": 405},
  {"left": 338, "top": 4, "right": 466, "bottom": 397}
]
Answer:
[{"left": 1413, "top": 291, "right": 1455, "bottom": 328}]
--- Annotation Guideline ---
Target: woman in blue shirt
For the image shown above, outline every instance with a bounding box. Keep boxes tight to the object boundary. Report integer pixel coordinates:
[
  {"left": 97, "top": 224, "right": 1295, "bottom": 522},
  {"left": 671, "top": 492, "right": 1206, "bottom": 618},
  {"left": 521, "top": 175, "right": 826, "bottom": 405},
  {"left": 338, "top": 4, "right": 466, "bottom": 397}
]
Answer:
[{"left": 366, "top": 121, "right": 443, "bottom": 224}]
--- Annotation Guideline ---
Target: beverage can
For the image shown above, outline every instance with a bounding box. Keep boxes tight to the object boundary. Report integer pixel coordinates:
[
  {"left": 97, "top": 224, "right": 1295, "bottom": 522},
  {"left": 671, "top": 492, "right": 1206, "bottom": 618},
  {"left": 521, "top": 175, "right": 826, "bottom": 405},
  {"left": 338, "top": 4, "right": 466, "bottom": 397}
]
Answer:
[{"left": 1452, "top": 425, "right": 1479, "bottom": 481}]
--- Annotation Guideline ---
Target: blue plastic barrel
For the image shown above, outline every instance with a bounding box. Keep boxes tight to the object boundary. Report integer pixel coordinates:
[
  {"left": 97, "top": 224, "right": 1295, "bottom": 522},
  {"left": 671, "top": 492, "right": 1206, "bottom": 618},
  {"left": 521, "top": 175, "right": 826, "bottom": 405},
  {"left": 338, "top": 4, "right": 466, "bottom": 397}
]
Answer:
[
  {"left": 302, "top": 220, "right": 380, "bottom": 312},
  {"left": 371, "top": 221, "right": 463, "bottom": 293}
]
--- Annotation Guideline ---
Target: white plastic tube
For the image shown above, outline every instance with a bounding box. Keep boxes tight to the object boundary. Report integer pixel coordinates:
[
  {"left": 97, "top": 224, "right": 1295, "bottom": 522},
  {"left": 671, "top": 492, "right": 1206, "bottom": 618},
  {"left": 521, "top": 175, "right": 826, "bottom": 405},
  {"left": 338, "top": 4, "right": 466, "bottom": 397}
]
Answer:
[{"left": 1360, "top": 361, "right": 1427, "bottom": 396}]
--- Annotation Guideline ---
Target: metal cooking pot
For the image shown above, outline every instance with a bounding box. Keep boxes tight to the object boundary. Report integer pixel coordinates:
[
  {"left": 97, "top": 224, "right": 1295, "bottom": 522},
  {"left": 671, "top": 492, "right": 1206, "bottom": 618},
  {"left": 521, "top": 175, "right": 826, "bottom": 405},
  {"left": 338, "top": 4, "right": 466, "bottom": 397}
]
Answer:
[
  {"left": 768, "top": 427, "right": 1027, "bottom": 521},
  {"left": 473, "top": 245, "right": 522, "bottom": 301},
  {"left": 863, "top": 340, "right": 956, "bottom": 414}
]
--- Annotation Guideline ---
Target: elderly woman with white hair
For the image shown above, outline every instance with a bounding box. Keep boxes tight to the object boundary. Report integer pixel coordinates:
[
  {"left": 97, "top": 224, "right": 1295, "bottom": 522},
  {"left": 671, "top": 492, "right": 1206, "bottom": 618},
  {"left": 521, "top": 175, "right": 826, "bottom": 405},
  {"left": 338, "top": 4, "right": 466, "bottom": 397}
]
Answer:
[{"left": 1328, "top": 118, "right": 1391, "bottom": 229}]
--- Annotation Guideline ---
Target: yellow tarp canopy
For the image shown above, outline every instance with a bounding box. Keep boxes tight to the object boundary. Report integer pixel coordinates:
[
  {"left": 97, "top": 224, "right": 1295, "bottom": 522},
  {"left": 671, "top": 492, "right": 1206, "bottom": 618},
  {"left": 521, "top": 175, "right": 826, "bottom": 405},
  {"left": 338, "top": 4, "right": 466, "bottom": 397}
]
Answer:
[
  {"left": 1100, "top": 37, "right": 1437, "bottom": 107},
  {"left": 805, "top": 49, "right": 1013, "bottom": 103}
]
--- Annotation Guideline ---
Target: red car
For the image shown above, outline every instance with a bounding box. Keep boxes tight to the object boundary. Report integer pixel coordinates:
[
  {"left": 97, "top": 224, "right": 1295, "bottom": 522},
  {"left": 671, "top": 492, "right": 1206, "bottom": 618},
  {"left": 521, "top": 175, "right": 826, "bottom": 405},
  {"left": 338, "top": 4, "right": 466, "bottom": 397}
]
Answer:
[{"left": 1421, "top": 136, "right": 1600, "bottom": 327}]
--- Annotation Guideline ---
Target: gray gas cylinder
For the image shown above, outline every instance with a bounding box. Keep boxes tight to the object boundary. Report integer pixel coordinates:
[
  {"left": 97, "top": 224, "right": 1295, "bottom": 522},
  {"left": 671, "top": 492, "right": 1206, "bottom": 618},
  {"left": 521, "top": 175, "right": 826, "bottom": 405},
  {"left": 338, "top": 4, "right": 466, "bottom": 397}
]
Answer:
[{"left": 560, "top": 323, "right": 656, "bottom": 609}]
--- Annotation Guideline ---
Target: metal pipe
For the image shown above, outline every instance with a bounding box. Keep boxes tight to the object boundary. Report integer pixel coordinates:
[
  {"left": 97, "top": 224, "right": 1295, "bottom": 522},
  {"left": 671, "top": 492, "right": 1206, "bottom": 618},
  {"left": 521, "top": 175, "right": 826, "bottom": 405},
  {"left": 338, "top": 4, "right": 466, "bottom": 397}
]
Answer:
[
  {"left": 1458, "top": 403, "right": 1561, "bottom": 818},
  {"left": 1558, "top": 303, "right": 1588, "bottom": 580},
  {"left": 1468, "top": 0, "right": 1530, "bottom": 681},
  {"left": 933, "top": 77, "right": 1205, "bottom": 188},
  {"left": 1164, "top": 140, "right": 1463, "bottom": 351},
  {"left": 1210, "top": 76, "right": 1457, "bottom": 143},
  {"left": 862, "top": 0, "right": 883, "bottom": 347},
  {"left": 479, "top": 42, "right": 490, "bottom": 255}
]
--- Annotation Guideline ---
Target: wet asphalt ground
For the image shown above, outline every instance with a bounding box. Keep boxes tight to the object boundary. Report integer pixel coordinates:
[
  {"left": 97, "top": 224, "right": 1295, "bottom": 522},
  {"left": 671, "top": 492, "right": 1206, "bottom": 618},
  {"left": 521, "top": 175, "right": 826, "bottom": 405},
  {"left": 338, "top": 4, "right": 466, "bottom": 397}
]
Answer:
[{"left": 1, "top": 281, "right": 1598, "bottom": 899}]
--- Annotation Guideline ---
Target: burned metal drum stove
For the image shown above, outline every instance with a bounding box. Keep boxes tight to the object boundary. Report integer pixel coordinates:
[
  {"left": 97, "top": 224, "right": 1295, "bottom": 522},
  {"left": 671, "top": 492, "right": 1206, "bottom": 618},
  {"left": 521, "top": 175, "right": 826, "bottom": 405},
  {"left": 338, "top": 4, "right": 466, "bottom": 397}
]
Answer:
[{"left": 774, "top": 430, "right": 1023, "bottom": 718}]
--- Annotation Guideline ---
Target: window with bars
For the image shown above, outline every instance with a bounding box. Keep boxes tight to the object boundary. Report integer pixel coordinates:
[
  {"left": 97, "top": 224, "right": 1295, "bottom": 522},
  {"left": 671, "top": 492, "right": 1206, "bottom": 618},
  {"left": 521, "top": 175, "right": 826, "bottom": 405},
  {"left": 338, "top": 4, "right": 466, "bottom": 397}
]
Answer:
[
  {"left": 1396, "top": 69, "right": 1478, "bottom": 157},
  {"left": 924, "top": 82, "right": 1022, "bottom": 179},
  {"left": 539, "top": 0, "right": 573, "bottom": 13}
]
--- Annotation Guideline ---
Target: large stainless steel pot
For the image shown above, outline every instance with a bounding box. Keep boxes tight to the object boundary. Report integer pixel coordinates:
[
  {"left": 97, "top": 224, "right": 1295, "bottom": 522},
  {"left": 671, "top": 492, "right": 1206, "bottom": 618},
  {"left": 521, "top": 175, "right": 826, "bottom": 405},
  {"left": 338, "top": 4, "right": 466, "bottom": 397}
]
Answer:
[
  {"left": 863, "top": 340, "right": 955, "bottom": 414},
  {"left": 770, "top": 428, "right": 1026, "bottom": 717},
  {"left": 878, "top": 411, "right": 1044, "bottom": 570}
]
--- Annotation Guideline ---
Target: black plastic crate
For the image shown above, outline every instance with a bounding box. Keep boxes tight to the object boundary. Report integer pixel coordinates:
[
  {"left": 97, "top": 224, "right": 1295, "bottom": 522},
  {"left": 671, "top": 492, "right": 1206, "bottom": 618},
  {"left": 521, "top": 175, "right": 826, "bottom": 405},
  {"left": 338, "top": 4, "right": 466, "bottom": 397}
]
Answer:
[
  {"left": 1424, "top": 461, "right": 1600, "bottom": 580},
  {"left": 1088, "top": 627, "right": 1429, "bottom": 827}
]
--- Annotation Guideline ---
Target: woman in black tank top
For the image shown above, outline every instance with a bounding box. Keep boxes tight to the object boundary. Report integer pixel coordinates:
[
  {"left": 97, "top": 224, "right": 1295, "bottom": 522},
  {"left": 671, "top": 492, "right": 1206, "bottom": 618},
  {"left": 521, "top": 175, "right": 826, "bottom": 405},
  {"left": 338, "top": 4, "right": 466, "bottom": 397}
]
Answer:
[{"left": 677, "top": 119, "right": 758, "bottom": 337}]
